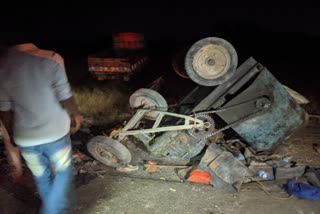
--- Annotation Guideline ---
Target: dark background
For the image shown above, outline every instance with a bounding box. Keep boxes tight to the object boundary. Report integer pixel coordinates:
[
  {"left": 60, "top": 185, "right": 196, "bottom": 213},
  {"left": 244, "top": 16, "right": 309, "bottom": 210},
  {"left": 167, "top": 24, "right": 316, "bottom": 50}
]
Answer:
[{"left": 1, "top": 4, "right": 319, "bottom": 100}]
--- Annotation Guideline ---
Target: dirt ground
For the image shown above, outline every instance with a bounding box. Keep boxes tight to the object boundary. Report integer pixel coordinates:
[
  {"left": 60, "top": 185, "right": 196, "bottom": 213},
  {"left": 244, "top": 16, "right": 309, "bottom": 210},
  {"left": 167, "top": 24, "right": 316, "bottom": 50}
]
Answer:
[
  {"left": 2, "top": 166, "right": 320, "bottom": 214},
  {"left": 73, "top": 175, "right": 320, "bottom": 214}
]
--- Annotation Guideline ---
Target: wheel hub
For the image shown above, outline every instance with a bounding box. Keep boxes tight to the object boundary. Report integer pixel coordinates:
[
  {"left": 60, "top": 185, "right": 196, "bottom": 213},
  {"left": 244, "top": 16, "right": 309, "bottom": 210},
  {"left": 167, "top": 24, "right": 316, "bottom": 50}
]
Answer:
[
  {"left": 96, "top": 146, "right": 119, "bottom": 164},
  {"left": 188, "top": 114, "right": 216, "bottom": 140},
  {"left": 192, "top": 44, "right": 231, "bottom": 79}
]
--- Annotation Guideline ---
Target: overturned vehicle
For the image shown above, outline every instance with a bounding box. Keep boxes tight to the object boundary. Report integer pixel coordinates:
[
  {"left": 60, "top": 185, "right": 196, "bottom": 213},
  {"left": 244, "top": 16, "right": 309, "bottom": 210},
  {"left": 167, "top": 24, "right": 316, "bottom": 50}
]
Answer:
[{"left": 86, "top": 37, "right": 308, "bottom": 191}]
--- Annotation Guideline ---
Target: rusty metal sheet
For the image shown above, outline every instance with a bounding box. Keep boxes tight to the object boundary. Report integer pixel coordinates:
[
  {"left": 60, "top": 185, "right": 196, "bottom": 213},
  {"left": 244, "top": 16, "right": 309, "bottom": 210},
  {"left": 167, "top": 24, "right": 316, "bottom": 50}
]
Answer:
[
  {"left": 217, "top": 67, "right": 307, "bottom": 152},
  {"left": 187, "top": 57, "right": 307, "bottom": 152}
]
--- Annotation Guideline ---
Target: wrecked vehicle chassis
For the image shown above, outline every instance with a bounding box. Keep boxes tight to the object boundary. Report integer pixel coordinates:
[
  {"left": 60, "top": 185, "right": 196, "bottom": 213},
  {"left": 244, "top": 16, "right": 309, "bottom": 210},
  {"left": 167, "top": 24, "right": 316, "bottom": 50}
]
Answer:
[{"left": 86, "top": 37, "right": 307, "bottom": 190}]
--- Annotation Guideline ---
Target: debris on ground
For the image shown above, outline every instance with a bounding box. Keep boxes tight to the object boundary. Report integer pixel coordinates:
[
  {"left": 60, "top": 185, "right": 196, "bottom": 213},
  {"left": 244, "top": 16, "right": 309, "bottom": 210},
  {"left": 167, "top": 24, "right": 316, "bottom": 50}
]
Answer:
[
  {"left": 304, "top": 168, "right": 320, "bottom": 188},
  {"left": 313, "top": 143, "right": 320, "bottom": 153},
  {"left": 275, "top": 165, "right": 306, "bottom": 180},
  {"left": 144, "top": 161, "right": 190, "bottom": 173},
  {"left": 186, "top": 169, "right": 211, "bottom": 185}
]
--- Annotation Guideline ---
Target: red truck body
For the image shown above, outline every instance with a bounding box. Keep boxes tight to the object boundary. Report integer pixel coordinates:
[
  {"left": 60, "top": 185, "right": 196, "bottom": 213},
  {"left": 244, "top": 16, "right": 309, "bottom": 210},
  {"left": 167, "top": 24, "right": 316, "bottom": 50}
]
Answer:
[{"left": 88, "top": 32, "right": 148, "bottom": 81}]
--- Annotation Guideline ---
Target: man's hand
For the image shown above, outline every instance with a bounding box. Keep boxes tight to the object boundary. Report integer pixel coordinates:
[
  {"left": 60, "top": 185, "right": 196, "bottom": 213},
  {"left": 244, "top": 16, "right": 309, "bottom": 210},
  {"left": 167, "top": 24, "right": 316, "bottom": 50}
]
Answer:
[
  {"left": 70, "top": 114, "right": 82, "bottom": 134},
  {"left": 60, "top": 96, "right": 82, "bottom": 134}
]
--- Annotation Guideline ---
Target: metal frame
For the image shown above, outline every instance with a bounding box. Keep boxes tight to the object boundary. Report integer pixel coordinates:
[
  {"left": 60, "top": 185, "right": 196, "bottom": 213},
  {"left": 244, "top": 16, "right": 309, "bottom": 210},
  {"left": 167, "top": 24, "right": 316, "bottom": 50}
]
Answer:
[{"left": 117, "top": 109, "right": 205, "bottom": 139}]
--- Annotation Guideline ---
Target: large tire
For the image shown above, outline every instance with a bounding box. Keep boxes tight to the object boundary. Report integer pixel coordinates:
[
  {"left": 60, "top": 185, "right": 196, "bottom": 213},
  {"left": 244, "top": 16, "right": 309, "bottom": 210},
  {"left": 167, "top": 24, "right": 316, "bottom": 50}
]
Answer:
[
  {"left": 86, "top": 136, "right": 132, "bottom": 167},
  {"left": 129, "top": 88, "right": 168, "bottom": 120},
  {"left": 185, "top": 37, "right": 238, "bottom": 86}
]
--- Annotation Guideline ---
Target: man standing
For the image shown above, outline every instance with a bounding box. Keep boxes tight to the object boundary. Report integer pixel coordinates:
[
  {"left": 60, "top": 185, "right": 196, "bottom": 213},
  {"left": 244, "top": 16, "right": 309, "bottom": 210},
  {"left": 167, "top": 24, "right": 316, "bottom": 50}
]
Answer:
[{"left": 0, "top": 41, "right": 81, "bottom": 214}]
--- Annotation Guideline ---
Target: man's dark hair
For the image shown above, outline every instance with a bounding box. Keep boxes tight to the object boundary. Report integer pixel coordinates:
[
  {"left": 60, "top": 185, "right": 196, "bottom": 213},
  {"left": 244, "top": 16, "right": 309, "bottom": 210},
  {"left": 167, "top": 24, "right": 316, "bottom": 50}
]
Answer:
[
  {"left": 0, "top": 34, "right": 34, "bottom": 46},
  {"left": 0, "top": 37, "right": 33, "bottom": 58},
  {"left": 6, "top": 38, "right": 33, "bottom": 46}
]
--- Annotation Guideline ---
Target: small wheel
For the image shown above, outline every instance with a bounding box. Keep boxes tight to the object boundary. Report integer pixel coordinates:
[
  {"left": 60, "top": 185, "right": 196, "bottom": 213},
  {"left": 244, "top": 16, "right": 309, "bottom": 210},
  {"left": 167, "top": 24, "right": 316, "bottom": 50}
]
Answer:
[
  {"left": 185, "top": 37, "right": 238, "bottom": 86},
  {"left": 129, "top": 88, "right": 168, "bottom": 120},
  {"left": 86, "top": 136, "right": 132, "bottom": 167}
]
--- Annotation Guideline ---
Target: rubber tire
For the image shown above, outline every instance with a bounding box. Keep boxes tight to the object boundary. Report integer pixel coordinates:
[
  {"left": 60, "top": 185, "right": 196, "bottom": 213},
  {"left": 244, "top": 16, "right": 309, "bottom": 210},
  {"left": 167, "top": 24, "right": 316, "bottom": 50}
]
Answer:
[
  {"left": 86, "top": 136, "right": 132, "bottom": 168},
  {"left": 185, "top": 37, "right": 238, "bottom": 86}
]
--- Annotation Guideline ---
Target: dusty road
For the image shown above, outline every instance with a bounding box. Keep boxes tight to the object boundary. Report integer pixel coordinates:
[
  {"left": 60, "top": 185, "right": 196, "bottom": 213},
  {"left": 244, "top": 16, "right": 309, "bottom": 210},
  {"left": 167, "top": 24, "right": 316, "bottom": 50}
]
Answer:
[
  {"left": 2, "top": 171, "right": 320, "bottom": 214},
  {"left": 72, "top": 173, "right": 320, "bottom": 214}
]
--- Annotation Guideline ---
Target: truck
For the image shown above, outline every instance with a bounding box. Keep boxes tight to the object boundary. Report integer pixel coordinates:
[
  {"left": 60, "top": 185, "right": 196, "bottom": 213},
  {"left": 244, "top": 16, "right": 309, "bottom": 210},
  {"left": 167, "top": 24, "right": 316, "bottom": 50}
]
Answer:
[{"left": 87, "top": 32, "right": 148, "bottom": 81}]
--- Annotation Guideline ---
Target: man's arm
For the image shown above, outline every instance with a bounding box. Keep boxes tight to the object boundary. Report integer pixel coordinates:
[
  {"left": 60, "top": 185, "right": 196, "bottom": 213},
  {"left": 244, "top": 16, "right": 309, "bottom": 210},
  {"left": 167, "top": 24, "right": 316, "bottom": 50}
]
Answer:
[
  {"left": 60, "top": 97, "right": 82, "bottom": 134},
  {"left": 51, "top": 53, "right": 82, "bottom": 134},
  {"left": 0, "top": 111, "right": 13, "bottom": 145},
  {"left": 0, "top": 114, "right": 23, "bottom": 178},
  {"left": 0, "top": 110, "right": 14, "bottom": 138},
  {"left": 0, "top": 84, "right": 22, "bottom": 179}
]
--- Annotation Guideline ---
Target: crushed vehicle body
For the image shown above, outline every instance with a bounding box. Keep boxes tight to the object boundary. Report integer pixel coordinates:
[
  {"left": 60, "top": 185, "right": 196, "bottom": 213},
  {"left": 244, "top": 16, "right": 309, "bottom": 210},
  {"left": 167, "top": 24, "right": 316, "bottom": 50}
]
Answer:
[{"left": 86, "top": 37, "right": 308, "bottom": 191}]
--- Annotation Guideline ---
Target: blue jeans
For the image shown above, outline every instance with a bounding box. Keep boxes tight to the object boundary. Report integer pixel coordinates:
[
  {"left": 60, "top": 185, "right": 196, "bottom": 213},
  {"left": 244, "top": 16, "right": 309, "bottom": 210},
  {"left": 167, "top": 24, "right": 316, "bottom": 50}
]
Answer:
[{"left": 19, "top": 134, "right": 73, "bottom": 214}]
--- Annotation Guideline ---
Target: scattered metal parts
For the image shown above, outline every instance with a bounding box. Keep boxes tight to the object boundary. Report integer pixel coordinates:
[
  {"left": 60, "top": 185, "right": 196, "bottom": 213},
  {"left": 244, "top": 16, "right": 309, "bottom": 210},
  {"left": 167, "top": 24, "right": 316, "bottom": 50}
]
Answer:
[
  {"left": 266, "top": 157, "right": 291, "bottom": 168},
  {"left": 197, "top": 143, "right": 251, "bottom": 191},
  {"left": 305, "top": 168, "right": 320, "bottom": 188},
  {"left": 198, "top": 142, "right": 224, "bottom": 170},
  {"left": 275, "top": 165, "right": 306, "bottom": 180},
  {"left": 207, "top": 151, "right": 251, "bottom": 185},
  {"left": 283, "top": 85, "right": 310, "bottom": 104},
  {"left": 220, "top": 139, "right": 246, "bottom": 156},
  {"left": 244, "top": 148, "right": 255, "bottom": 160},
  {"left": 144, "top": 161, "right": 190, "bottom": 173}
]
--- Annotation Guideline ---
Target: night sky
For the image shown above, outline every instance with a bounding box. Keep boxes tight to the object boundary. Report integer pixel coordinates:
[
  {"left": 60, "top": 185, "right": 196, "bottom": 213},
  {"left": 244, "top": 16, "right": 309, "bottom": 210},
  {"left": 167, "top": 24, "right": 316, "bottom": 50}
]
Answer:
[
  {"left": 1, "top": 5, "right": 319, "bottom": 42},
  {"left": 1, "top": 4, "right": 320, "bottom": 97}
]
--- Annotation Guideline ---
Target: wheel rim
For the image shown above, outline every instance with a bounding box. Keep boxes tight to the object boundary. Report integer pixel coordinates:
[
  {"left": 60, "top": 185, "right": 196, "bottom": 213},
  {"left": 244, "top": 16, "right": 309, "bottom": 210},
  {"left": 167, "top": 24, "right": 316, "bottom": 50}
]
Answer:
[
  {"left": 129, "top": 88, "right": 168, "bottom": 120},
  {"left": 185, "top": 37, "right": 238, "bottom": 86},
  {"left": 96, "top": 146, "right": 119, "bottom": 165},
  {"left": 87, "top": 136, "right": 132, "bottom": 167},
  {"left": 192, "top": 44, "right": 231, "bottom": 79}
]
